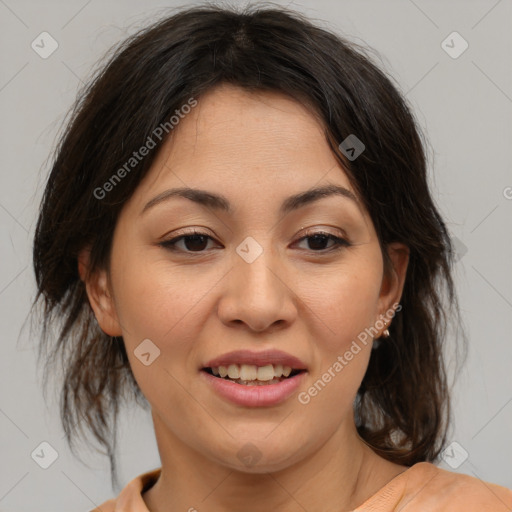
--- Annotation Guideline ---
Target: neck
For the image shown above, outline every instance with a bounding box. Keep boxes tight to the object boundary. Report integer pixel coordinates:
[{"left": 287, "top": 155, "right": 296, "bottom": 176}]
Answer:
[{"left": 142, "top": 411, "right": 405, "bottom": 512}]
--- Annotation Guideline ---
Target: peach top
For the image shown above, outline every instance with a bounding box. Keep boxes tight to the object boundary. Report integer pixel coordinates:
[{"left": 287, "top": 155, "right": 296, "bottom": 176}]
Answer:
[{"left": 91, "top": 462, "right": 512, "bottom": 511}]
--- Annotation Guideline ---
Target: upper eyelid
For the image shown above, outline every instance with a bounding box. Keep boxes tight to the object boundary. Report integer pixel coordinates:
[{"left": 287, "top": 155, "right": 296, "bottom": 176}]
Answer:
[
  {"left": 164, "top": 227, "right": 349, "bottom": 241},
  {"left": 160, "top": 229, "right": 350, "bottom": 251}
]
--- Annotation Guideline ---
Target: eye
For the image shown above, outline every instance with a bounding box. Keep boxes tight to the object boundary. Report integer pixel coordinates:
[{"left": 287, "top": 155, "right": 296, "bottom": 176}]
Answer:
[
  {"left": 159, "top": 230, "right": 220, "bottom": 253},
  {"left": 159, "top": 229, "right": 351, "bottom": 254},
  {"left": 294, "top": 230, "right": 351, "bottom": 252}
]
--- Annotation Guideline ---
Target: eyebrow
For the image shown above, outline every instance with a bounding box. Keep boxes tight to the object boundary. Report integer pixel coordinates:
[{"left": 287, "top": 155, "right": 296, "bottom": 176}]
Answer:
[{"left": 141, "top": 184, "right": 358, "bottom": 216}]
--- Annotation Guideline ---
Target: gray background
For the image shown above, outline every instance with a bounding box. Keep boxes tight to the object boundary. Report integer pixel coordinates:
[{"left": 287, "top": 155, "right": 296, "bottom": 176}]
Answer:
[{"left": 1, "top": 0, "right": 511, "bottom": 510}]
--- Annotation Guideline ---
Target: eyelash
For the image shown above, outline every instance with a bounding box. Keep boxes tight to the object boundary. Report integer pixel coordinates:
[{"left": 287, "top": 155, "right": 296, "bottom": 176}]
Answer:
[{"left": 159, "top": 229, "right": 351, "bottom": 255}]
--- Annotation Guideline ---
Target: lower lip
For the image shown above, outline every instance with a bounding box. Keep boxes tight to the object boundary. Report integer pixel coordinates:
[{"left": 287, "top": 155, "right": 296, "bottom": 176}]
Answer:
[{"left": 200, "top": 370, "right": 307, "bottom": 407}]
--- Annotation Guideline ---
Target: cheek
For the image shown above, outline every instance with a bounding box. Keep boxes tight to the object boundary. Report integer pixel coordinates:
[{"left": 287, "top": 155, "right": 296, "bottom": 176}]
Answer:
[
  {"left": 111, "top": 247, "right": 212, "bottom": 338},
  {"left": 301, "top": 257, "right": 382, "bottom": 403},
  {"left": 110, "top": 254, "right": 216, "bottom": 402},
  {"left": 314, "top": 260, "right": 383, "bottom": 350}
]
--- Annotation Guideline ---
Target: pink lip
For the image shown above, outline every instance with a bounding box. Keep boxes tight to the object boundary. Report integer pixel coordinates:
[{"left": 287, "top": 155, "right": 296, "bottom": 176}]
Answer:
[
  {"left": 200, "top": 369, "right": 307, "bottom": 407},
  {"left": 202, "top": 349, "right": 307, "bottom": 370}
]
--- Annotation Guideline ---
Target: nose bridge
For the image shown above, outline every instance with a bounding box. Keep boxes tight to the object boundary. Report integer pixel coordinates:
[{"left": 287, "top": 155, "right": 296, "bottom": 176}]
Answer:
[
  {"left": 219, "top": 234, "right": 296, "bottom": 331},
  {"left": 235, "top": 234, "right": 283, "bottom": 301}
]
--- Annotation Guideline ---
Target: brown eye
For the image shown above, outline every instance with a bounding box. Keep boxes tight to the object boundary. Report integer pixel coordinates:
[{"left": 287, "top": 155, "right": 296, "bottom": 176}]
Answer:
[
  {"left": 295, "top": 231, "right": 351, "bottom": 252},
  {"left": 159, "top": 231, "right": 218, "bottom": 253}
]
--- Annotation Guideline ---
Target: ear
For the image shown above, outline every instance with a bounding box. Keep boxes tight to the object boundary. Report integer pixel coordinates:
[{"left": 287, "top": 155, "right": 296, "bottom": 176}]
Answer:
[
  {"left": 376, "top": 242, "right": 409, "bottom": 333},
  {"left": 78, "top": 247, "right": 123, "bottom": 336}
]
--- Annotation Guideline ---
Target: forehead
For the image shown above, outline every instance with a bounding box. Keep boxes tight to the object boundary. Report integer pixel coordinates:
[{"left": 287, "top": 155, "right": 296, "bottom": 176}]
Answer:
[{"left": 129, "top": 84, "right": 359, "bottom": 210}]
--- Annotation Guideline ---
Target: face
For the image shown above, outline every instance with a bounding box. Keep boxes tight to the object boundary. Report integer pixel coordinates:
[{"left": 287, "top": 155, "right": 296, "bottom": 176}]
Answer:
[{"left": 83, "top": 83, "right": 408, "bottom": 473}]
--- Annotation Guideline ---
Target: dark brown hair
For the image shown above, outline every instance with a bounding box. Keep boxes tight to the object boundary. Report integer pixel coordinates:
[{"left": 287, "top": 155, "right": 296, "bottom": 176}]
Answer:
[{"left": 32, "top": 3, "right": 463, "bottom": 490}]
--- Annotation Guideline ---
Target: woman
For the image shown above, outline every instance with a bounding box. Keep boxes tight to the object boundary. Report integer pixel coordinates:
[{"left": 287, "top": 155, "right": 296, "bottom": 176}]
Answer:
[{"left": 32, "top": 4, "right": 512, "bottom": 511}]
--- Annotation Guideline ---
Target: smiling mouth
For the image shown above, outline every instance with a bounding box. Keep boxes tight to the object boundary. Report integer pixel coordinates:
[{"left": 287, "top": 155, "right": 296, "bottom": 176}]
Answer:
[{"left": 202, "top": 364, "right": 305, "bottom": 386}]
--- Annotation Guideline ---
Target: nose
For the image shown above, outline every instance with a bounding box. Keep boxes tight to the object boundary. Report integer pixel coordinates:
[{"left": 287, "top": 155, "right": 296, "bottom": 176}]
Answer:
[{"left": 217, "top": 242, "right": 297, "bottom": 333}]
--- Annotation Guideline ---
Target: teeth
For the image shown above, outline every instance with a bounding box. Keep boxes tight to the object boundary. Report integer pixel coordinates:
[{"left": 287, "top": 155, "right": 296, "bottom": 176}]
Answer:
[
  {"left": 227, "top": 364, "right": 240, "bottom": 379},
  {"left": 239, "top": 364, "right": 258, "bottom": 380},
  {"left": 209, "top": 363, "right": 296, "bottom": 382},
  {"left": 257, "top": 365, "right": 275, "bottom": 381}
]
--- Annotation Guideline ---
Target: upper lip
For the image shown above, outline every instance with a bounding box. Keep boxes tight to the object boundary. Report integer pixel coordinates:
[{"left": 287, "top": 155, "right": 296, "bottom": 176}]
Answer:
[{"left": 203, "top": 349, "right": 308, "bottom": 370}]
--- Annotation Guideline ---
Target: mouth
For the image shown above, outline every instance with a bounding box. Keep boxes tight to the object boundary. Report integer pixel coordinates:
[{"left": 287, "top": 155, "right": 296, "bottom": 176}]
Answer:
[{"left": 201, "top": 364, "right": 307, "bottom": 386}]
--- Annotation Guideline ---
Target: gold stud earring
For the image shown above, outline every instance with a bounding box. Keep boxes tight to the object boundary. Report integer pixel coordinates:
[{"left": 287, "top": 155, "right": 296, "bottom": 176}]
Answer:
[{"left": 382, "top": 320, "right": 390, "bottom": 338}]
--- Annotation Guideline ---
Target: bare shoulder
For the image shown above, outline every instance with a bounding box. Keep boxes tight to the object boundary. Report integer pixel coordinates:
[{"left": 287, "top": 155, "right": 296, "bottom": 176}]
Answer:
[
  {"left": 89, "top": 498, "right": 116, "bottom": 512},
  {"left": 411, "top": 462, "right": 512, "bottom": 511}
]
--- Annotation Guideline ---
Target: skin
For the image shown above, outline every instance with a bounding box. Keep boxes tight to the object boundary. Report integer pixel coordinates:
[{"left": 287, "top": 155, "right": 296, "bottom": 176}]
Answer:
[{"left": 80, "top": 83, "right": 410, "bottom": 511}]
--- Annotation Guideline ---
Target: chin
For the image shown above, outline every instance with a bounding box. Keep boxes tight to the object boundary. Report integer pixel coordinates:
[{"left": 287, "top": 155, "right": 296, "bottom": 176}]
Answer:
[{"left": 205, "top": 437, "right": 305, "bottom": 474}]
